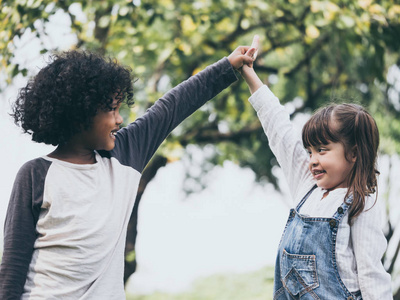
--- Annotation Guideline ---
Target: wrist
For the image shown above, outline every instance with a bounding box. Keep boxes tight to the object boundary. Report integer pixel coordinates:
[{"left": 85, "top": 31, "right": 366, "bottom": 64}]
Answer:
[{"left": 242, "top": 67, "right": 263, "bottom": 94}]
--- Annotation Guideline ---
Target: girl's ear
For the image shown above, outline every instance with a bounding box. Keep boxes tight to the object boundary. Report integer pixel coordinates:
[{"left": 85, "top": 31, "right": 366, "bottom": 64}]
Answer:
[{"left": 351, "top": 146, "right": 357, "bottom": 163}]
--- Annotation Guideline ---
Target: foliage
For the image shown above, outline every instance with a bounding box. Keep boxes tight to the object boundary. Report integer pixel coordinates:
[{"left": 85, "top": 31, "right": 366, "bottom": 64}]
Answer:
[{"left": 126, "top": 266, "right": 274, "bottom": 300}]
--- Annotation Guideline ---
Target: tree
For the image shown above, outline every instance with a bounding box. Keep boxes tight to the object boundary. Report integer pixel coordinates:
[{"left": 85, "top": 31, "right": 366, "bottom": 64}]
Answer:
[{"left": 2, "top": 0, "right": 400, "bottom": 295}]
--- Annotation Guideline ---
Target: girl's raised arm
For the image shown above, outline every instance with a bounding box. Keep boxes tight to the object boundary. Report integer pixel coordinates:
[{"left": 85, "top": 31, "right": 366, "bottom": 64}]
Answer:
[{"left": 241, "top": 42, "right": 315, "bottom": 204}]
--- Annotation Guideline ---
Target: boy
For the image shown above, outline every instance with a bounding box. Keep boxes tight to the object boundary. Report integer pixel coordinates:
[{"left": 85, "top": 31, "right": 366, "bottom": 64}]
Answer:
[{"left": 0, "top": 44, "right": 257, "bottom": 299}]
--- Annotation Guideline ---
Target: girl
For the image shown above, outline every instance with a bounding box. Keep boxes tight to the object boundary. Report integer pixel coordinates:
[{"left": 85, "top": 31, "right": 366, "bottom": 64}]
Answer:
[
  {"left": 0, "top": 45, "right": 257, "bottom": 299},
  {"left": 241, "top": 39, "right": 392, "bottom": 299}
]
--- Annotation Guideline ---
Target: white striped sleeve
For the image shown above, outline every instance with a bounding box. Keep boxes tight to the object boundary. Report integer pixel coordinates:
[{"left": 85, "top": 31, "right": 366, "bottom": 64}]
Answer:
[
  {"left": 248, "top": 85, "right": 315, "bottom": 204},
  {"left": 351, "top": 197, "right": 393, "bottom": 299}
]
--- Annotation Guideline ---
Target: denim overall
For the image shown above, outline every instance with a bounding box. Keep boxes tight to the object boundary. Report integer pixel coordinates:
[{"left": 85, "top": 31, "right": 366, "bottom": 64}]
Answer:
[{"left": 273, "top": 186, "right": 362, "bottom": 300}]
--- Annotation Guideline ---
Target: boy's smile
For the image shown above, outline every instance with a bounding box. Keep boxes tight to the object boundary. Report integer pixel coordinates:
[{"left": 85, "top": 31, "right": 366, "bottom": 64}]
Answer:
[
  {"left": 307, "top": 142, "right": 356, "bottom": 191},
  {"left": 85, "top": 97, "right": 123, "bottom": 151}
]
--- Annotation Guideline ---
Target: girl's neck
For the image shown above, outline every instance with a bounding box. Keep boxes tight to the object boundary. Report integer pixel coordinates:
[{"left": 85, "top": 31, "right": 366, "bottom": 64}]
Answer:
[{"left": 322, "top": 190, "right": 330, "bottom": 199}]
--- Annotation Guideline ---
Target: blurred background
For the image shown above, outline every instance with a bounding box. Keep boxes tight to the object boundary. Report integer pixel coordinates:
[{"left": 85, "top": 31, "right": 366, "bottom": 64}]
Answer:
[{"left": 1, "top": 0, "right": 400, "bottom": 299}]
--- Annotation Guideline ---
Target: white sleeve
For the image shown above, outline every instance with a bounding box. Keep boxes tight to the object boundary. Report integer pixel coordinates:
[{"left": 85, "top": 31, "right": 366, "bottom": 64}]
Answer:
[
  {"left": 248, "top": 85, "right": 315, "bottom": 205},
  {"left": 351, "top": 198, "right": 393, "bottom": 299}
]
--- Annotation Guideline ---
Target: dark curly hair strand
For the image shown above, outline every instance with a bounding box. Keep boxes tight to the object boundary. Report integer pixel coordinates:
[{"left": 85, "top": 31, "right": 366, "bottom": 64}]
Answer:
[{"left": 12, "top": 50, "right": 135, "bottom": 146}]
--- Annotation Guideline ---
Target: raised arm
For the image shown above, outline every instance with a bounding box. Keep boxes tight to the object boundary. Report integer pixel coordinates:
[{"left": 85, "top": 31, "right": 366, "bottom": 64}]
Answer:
[
  {"left": 241, "top": 38, "right": 315, "bottom": 203},
  {"left": 109, "top": 38, "right": 259, "bottom": 173},
  {"left": 242, "top": 35, "right": 263, "bottom": 95}
]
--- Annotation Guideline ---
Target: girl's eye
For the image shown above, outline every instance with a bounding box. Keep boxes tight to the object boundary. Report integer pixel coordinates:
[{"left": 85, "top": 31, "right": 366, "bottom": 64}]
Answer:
[{"left": 318, "top": 148, "right": 327, "bottom": 153}]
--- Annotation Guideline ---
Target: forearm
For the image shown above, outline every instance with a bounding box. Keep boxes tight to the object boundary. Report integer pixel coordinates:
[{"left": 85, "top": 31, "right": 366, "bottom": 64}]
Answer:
[{"left": 241, "top": 65, "right": 263, "bottom": 94}]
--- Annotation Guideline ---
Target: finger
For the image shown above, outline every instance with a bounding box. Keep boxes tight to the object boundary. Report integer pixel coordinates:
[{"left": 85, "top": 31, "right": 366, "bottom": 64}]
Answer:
[
  {"left": 245, "top": 35, "right": 260, "bottom": 59},
  {"left": 251, "top": 35, "right": 259, "bottom": 60},
  {"left": 239, "top": 45, "right": 251, "bottom": 54},
  {"left": 246, "top": 48, "right": 256, "bottom": 58},
  {"left": 250, "top": 35, "right": 259, "bottom": 50},
  {"left": 242, "top": 55, "right": 254, "bottom": 66},
  {"left": 244, "top": 47, "right": 258, "bottom": 62}
]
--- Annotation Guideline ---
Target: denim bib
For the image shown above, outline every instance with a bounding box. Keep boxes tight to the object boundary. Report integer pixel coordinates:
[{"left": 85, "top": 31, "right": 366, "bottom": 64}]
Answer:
[{"left": 273, "top": 185, "right": 362, "bottom": 300}]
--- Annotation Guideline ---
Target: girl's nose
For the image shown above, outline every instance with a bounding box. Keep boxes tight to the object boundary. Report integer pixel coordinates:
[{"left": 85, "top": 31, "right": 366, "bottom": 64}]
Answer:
[{"left": 309, "top": 154, "right": 318, "bottom": 166}]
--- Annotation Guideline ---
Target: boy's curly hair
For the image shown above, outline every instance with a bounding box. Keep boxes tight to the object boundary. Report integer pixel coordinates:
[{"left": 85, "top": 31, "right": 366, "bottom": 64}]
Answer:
[{"left": 12, "top": 50, "right": 135, "bottom": 146}]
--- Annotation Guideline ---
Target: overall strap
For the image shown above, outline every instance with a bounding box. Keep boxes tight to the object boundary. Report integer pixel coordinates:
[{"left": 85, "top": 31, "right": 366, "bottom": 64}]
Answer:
[
  {"left": 296, "top": 185, "right": 318, "bottom": 211},
  {"left": 332, "top": 194, "right": 353, "bottom": 222}
]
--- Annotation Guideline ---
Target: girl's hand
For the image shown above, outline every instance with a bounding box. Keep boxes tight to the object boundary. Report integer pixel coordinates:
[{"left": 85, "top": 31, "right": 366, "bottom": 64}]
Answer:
[
  {"left": 244, "top": 35, "right": 259, "bottom": 67},
  {"left": 241, "top": 35, "right": 263, "bottom": 94}
]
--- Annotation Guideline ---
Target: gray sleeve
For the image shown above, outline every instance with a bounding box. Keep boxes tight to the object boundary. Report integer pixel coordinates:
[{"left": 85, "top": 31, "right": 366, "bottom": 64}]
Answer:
[
  {"left": 0, "top": 158, "right": 51, "bottom": 300},
  {"left": 108, "top": 57, "right": 238, "bottom": 172}
]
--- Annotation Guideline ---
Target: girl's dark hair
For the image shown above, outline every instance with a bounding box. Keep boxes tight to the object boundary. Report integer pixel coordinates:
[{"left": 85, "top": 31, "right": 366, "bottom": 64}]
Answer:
[
  {"left": 302, "top": 103, "right": 380, "bottom": 224},
  {"left": 12, "top": 50, "right": 135, "bottom": 145}
]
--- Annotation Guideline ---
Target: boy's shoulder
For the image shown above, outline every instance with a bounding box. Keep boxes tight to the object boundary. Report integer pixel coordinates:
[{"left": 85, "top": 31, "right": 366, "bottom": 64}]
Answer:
[{"left": 16, "top": 157, "right": 52, "bottom": 180}]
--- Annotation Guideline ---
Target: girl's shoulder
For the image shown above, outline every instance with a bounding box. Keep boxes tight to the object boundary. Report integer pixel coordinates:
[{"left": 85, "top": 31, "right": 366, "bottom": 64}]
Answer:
[
  {"left": 363, "top": 193, "right": 380, "bottom": 211},
  {"left": 351, "top": 194, "right": 384, "bottom": 227}
]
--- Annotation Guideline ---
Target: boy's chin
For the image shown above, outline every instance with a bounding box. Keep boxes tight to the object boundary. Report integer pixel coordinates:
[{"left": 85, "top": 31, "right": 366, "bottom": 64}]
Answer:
[{"left": 99, "top": 143, "right": 116, "bottom": 152}]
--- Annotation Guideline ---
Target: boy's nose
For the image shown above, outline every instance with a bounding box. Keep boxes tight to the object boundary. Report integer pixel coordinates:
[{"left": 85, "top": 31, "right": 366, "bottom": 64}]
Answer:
[{"left": 116, "top": 113, "right": 123, "bottom": 125}]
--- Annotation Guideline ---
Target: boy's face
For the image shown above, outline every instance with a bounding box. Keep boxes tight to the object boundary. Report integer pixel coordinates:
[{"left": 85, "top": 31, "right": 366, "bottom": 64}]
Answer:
[
  {"left": 81, "top": 95, "right": 123, "bottom": 151},
  {"left": 307, "top": 142, "right": 356, "bottom": 191}
]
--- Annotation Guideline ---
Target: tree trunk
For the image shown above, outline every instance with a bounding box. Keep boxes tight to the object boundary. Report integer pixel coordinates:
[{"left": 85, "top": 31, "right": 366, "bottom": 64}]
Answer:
[
  {"left": 394, "top": 288, "right": 400, "bottom": 300},
  {"left": 123, "top": 155, "right": 168, "bottom": 284}
]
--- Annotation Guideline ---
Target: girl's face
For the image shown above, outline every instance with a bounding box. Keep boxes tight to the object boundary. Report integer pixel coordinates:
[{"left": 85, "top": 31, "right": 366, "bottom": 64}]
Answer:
[{"left": 307, "top": 142, "right": 356, "bottom": 191}]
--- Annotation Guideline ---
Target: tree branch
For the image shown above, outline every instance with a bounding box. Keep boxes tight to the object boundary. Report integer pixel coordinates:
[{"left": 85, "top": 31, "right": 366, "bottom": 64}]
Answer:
[
  {"left": 180, "top": 122, "right": 263, "bottom": 146},
  {"left": 284, "top": 33, "right": 330, "bottom": 77}
]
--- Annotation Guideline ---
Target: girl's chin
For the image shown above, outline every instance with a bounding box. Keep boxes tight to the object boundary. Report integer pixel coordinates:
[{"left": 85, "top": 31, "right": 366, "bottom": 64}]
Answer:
[{"left": 316, "top": 182, "right": 330, "bottom": 190}]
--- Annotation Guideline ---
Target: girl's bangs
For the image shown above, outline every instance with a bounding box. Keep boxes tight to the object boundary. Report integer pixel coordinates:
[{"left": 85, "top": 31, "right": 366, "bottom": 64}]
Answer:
[{"left": 302, "top": 107, "right": 338, "bottom": 148}]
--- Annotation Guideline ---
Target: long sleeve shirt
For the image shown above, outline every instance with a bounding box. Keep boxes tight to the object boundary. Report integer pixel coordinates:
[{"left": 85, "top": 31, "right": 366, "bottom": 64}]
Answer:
[
  {"left": 0, "top": 58, "right": 238, "bottom": 300},
  {"left": 249, "top": 85, "right": 392, "bottom": 300}
]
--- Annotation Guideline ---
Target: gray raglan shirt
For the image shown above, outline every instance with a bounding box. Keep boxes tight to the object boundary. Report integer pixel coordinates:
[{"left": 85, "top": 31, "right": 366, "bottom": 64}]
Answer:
[{"left": 0, "top": 58, "right": 237, "bottom": 300}]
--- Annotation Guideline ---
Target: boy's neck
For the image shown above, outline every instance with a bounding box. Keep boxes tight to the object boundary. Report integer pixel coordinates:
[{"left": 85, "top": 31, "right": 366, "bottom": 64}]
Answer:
[{"left": 48, "top": 145, "right": 97, "bottom": 165}]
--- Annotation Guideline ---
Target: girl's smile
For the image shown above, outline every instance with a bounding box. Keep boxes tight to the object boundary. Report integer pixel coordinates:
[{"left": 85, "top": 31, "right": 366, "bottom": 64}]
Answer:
[{"left": 307, "top": 142, "right": 356, "bottom": 191}]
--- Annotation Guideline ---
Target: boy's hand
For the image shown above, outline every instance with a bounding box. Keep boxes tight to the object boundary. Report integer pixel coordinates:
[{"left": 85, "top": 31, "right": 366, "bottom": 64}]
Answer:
[{"left": 228, "top": 35, "right": 259, "bottom": 70}]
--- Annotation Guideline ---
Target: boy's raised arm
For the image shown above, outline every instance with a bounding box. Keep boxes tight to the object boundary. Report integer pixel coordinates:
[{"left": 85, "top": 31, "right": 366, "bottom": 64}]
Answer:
[{"left": 109, "top": 37, "right": 260, "bottom": 172}]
